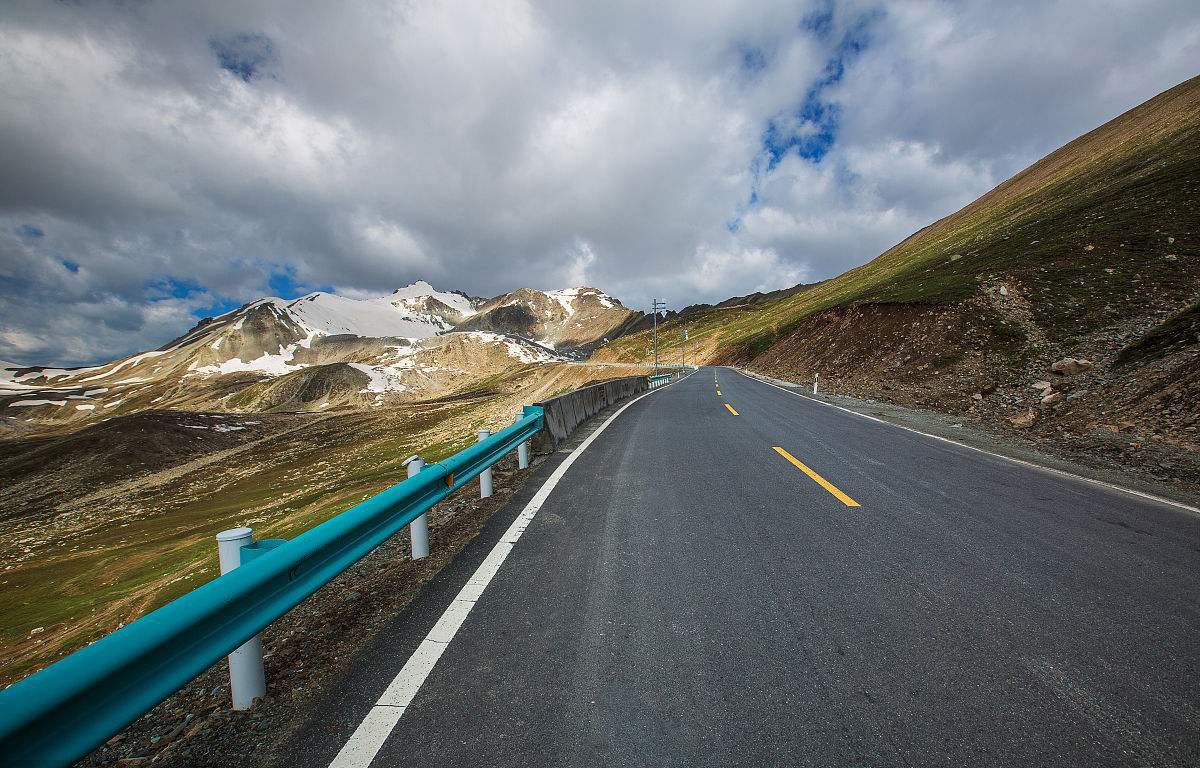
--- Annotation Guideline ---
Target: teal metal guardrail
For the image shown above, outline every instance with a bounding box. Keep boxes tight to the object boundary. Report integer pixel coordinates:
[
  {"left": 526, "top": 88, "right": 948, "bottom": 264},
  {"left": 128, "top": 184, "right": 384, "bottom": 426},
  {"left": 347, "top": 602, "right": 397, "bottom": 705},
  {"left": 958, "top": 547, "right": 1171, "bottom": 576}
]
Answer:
[
  {"left": 0, "top": 405, "right": 545, "bottom": 768},
  {"left": 647, "top": 366, "right": 696, "bottom": 388}
]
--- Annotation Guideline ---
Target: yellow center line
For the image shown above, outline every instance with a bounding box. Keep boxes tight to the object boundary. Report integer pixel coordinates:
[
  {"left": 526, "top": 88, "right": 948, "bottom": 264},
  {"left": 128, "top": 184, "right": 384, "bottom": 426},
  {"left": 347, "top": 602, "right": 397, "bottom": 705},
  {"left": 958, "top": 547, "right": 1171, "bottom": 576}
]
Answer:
[
  {"left": 724, "top": 403, "right": 739, "bottom": 415},
  {"left": 772, "top": 446, "right": 860, "bottom": 507}
]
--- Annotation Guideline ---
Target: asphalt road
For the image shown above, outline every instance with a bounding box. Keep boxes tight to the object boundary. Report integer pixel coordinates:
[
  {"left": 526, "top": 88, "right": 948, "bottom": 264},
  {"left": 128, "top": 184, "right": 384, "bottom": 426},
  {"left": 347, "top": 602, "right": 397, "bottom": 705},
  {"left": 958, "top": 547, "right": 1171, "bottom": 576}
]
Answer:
[{"left": 288, "top": 367, "right": 1200, "bottom": 767}]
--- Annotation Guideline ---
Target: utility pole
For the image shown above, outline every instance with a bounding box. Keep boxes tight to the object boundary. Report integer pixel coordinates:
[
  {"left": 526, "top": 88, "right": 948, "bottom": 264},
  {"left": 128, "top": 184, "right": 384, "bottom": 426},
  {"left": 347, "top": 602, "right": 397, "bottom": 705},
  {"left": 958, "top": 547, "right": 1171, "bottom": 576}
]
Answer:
[{"left": 651, "top": 299, "right": 666, "bottom": 374}]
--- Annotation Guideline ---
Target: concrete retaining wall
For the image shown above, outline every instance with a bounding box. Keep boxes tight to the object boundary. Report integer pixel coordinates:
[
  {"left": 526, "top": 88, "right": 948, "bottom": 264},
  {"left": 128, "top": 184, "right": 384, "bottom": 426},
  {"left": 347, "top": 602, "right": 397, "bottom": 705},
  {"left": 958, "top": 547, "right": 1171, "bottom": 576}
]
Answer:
[{"left": 533, "top": 375, "right": 648, "bottom": 451}]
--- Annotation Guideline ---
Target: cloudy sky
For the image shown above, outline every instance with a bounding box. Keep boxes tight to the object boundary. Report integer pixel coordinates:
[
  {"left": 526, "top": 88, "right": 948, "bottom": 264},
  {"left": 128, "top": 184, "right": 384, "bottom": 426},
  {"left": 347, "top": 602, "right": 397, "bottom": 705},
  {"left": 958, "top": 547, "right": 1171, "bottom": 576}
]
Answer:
[{"left": 1, "top": 1, "right": 1197, "bottom": 366}]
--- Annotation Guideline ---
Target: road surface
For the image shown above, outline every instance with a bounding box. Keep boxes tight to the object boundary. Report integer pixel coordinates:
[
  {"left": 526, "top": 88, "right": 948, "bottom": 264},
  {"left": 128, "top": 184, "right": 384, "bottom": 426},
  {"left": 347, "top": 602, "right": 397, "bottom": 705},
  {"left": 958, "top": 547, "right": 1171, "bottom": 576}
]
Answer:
[{"left": 286, "top": 367, "right": 1200, "bottom": 767}]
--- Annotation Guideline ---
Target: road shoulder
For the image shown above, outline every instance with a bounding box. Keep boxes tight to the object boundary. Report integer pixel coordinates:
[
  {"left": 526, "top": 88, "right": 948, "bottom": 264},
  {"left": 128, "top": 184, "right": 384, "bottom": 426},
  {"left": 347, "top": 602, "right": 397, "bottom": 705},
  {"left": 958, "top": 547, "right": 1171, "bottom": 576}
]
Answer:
[{"left": 734, "top": 367, "right": 1200, "bottom": 514}]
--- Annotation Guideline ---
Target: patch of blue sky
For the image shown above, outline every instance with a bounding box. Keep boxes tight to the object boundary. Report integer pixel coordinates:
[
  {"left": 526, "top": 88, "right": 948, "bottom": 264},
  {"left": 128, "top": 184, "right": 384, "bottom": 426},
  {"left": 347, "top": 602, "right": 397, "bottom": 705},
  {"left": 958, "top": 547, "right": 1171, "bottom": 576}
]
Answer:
[
  {"left": 268, "top": 268, "right": 331, "bottom": 300},
  {"left": 743, "top": 9, "right": 879, "bottom": 211},
  {"left": 142, "top": 277, "right": 229, "bottom": 321},
  {"left": 738, "top": 44, "right": 770, "bottom": 75},
  {"left": 148, "top": 276, "right": 205, "bottom": 300},
  {"left": 202, "top": 297, "right": 245, "bottom": 318},
  {"left": 800, "top": 1, "right": 834, "bottom": 39},
  {"left": 210, "top": 33, "right": 274, "bottom": 82},
  {"left": 142, "top": 270, "right": 334, "bottom": 324}
]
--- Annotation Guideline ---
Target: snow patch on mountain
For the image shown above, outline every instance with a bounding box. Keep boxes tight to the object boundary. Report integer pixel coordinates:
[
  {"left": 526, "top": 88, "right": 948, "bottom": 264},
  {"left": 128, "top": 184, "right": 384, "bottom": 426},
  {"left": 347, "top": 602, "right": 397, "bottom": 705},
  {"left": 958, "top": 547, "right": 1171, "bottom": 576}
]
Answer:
[
  {"left": 465, "top": 331, "right": 557, "bottom": 364},
  {"left": 269, "top": 293, "right": 444, "bottom": 338},
  {"left": 2, "top": 361, "right": 105, "bottom": 391},
  {"left": 0, "top": 362, "right": 38, "bottom": 391},
  {"left": 389, "top": 281, "right": 477, "bottom": 318},
  {"left": 545, "top": 288, "right": 580, "bottom": 317},
  {"left": 79, "top": 351, "right": 167, "bottom": 382},
  {"left": 348, "top": 362, "right": 410, "bottom": 393},
  {"left": 592, "top": 291, "right": 616, "bottom": 309},
  {"left": 190, "top": 328, "right": 319, "bottom": 377}
]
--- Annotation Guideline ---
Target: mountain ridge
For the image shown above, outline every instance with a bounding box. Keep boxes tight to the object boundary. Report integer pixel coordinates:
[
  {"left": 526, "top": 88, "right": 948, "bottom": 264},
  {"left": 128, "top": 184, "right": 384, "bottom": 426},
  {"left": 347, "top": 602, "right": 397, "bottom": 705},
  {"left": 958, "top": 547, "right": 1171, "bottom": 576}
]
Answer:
[{"left": 0, "top": 281, "right": 636, "bottom": 425}]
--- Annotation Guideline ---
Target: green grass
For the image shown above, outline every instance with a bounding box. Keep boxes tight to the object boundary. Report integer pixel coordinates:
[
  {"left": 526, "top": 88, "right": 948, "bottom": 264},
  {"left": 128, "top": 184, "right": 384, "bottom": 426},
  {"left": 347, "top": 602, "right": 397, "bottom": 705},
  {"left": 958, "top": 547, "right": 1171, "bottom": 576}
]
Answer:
[
  {"left": 1115, "top": 301, "right": 1200, "bottom": 367},
  {"left": 0, "top": 397, "right": 495, "bottom": 684}
]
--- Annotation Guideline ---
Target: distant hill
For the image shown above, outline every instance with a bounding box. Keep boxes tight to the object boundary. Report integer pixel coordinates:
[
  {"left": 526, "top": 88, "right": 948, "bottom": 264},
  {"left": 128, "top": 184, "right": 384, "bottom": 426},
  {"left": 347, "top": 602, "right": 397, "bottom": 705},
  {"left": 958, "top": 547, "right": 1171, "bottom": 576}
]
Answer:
[{"left": 458, "top": 287, "right": 635, "bottom": 356}]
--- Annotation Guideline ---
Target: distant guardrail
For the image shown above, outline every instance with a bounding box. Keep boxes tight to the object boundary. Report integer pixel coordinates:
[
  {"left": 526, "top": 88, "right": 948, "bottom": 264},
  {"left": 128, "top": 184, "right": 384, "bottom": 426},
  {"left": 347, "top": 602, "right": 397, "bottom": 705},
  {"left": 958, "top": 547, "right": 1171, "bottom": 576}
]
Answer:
[
  {"left": 0, "top": 368, "right": 693, "bottom": 767},
  {"left": 567, "top": 362, "right": 696, "bottom": 370}
]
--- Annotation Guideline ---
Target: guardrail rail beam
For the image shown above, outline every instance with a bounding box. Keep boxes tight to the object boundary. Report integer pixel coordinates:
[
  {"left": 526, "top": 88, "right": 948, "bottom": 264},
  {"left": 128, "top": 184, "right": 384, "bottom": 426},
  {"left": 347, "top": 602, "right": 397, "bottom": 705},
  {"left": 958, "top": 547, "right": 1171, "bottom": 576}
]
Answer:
[{"left": 0, "top": 406, "right": 546, "bottom": 768}]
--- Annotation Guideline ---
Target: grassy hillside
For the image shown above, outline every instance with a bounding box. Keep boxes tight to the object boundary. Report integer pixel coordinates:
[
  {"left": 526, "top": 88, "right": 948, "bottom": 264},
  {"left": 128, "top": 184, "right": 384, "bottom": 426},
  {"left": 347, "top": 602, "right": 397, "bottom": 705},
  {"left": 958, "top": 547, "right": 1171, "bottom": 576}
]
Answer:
[
  {"left": 0, "top": 360, "right": 650, "bottom": 685},
  {"left": 598, "top": 75, "right": 1200, "bottom": 485},
  {"left": 603, "top": 75, "right": 1199, "bottom": 364}
]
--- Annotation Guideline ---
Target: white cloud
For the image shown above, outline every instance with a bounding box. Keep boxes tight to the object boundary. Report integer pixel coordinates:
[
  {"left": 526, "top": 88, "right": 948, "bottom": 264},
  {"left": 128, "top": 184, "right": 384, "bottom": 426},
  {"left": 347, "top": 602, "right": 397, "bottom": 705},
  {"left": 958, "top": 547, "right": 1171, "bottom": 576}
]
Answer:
[
  {"left": 1, "top": 0, "right": 1197, "bottom": 364},
  {"left": 688, "top": 244, "right": 807, "bottom": 297},
  {"left": 561, "top": 239, "right": 598, "bottom": 290}
]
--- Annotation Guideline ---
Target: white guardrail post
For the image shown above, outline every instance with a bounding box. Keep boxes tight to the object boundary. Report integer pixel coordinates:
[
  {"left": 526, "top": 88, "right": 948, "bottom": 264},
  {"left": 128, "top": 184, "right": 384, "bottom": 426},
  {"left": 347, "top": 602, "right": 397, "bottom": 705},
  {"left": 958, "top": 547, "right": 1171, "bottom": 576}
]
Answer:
[
  {"left": 478, "top": 430, "right": 493, "bottom": 497},
  {"left": 516, "top": 419, "right": 530, "bottom": 469},
  {"left": 813, "top": 372, "right": 819, "bottom": 395},
  {"left": 215, "top": 527, "right": 267, "bottom": 710},
  {"left": 404, "top": 455, "right": 429, "bottom": 559}
]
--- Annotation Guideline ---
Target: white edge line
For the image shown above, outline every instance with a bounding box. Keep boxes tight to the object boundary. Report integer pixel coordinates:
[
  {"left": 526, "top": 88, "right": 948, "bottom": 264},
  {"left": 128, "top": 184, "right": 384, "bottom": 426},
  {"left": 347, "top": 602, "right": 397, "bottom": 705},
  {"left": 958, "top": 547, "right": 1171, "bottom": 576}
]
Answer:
[
  {"left": 327, "top": 376, "right": 680, "bottom": 768},
  {"left": 731, "top": 367, "right": 1200, "bottom": 516}
]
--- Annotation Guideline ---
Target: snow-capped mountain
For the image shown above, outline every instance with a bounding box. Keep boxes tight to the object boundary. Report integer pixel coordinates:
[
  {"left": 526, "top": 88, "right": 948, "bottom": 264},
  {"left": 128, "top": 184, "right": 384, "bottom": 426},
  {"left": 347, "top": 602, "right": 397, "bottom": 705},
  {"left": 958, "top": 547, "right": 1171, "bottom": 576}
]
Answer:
[
  {"left": 0, "top": 281, "right": 633, "bottom": 423},
  {"left": 229, "top": 281, "right": 479, "bottom": 340},
  {"left": 160, "top": 281, "right": 486, "bottom": 378},
  {"left": 388, "top": 280, "right": 480, "bottom": 326},
  {"left": 458, "top": 287, "right": 634, "bottom": 354}
]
